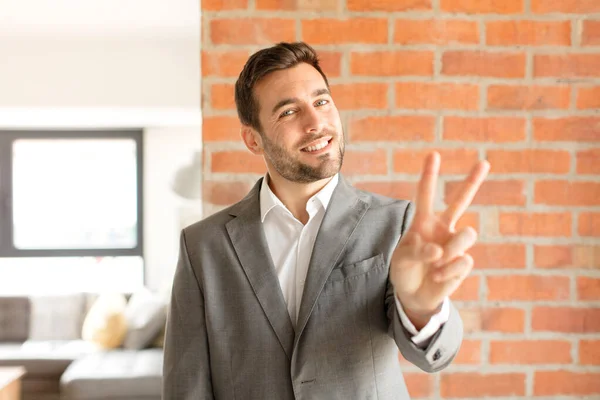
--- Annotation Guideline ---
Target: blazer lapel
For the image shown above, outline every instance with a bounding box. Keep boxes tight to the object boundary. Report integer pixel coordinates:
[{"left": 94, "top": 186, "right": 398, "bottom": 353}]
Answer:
[
  {"left": 294, "top": 176, "right": 371, "bottom": 347},
  {"left": 226, "top": 179, "right": 295, "bottom": 360}
]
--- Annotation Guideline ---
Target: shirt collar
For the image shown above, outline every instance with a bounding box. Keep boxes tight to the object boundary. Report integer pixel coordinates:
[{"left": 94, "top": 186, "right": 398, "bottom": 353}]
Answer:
[{"left": 260, "top": 173, "right": 339, "bottom": 223}]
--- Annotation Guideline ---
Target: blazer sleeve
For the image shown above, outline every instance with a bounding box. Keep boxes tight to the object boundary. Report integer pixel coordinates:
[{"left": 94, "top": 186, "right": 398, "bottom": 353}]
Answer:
[
  {"left": 386, "top": 201, "right": 464, "bottom": 373},
  {"left": 163, "top": 230, "right": 215, "bottom": 399}
]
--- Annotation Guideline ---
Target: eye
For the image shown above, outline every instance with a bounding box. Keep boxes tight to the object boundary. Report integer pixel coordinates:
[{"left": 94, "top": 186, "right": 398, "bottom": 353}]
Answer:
[
  {"left": 315, "top": 99, "right": 329, "bottom": 107},
  {"left": 279, "top": 109, "right": 296, "bottom": 118}
]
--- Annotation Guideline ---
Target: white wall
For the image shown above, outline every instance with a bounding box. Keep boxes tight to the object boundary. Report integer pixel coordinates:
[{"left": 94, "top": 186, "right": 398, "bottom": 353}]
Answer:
[
  {"left": 0, "top": 35, "right": 199, "bottom": 109},
  {"left": 144, "top": 127, "right": 202, "bottom": 293},
  {"left": 0, "top": 1, "right": 201, "bottom": 293}
]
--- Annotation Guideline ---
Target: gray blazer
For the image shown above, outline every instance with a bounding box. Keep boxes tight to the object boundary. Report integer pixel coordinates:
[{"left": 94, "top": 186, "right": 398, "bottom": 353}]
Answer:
[{"left": 163, "top": 176, "right": 463, "bottom": 400}]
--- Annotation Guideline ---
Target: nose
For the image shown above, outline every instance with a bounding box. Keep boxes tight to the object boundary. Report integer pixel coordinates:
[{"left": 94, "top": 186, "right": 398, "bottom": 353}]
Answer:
[{"left": 302, "top": 105, "right": 325, "bottom": 135}]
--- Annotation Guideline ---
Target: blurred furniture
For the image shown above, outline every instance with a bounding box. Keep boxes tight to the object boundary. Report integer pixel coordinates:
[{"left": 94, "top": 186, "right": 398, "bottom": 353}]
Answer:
[
  {"left": 0, "top": 366, "right": 25, "bottom": 400},
  {"left": 0, "top": 294, "right": 164, "bottom": 400}
]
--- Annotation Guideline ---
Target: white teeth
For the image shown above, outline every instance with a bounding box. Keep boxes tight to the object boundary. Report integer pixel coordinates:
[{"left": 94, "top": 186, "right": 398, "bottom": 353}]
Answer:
[{"left": 304, "top": 139, "right": 329, "bottom": 152}]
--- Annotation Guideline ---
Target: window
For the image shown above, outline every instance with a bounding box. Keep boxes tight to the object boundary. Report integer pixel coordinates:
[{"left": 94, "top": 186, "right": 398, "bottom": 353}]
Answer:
[{"left": 0, "top": 130, "right": 144, "bottom": 293}]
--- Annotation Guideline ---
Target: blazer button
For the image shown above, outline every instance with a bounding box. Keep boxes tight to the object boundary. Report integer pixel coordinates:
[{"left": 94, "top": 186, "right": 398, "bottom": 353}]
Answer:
[{"left": 432, "top": 349, "right": 442, "bottom": 361}]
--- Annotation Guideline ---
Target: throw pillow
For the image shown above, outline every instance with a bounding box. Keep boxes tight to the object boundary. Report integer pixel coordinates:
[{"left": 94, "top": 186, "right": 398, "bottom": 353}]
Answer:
[
  {"left": 123, "top": 288, "right": 166, "bottom": 350},
  {"left": 81, "top": 293, "right": 127, "bottom": 349}
]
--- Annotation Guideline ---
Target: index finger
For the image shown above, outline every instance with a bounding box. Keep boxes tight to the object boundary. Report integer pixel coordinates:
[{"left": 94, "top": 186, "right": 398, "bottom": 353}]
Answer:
[
  {"left": 414, "top": 151, "right": 440, "bottom": 218},
  {"left": 442, "top": 160, "right": 490, "bottom": 228}
]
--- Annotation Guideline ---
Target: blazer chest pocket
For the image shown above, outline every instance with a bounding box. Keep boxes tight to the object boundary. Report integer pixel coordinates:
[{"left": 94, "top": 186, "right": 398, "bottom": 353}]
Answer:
[{"left": 328, "top": 253, "right": 385, "bottom": 282}]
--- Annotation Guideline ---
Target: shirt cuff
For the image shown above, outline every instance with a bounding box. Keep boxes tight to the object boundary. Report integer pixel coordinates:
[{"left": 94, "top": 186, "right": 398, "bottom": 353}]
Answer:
[{"left": 395, "top": 295, "right": 450, "bottom": 347}]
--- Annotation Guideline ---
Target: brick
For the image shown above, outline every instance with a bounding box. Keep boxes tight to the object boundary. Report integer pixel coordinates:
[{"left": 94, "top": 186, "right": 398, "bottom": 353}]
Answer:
[
  {"left": 490, "top": 340, "right": 572, "bottom": 364},
  {"left": 350, "top": 51, "right": 434, "bottom": 77},
  {"left": 534, "top": 245, "right": 600, "bottom": 269},
  {"left": 210, "top": 18, "right": 295, "bottom": 45},
  {"left": 577, "top": 86, "right": 600, "bottom": 109},
  {"left": 348, "top": 0, "right": 431, "bottom": 11},
  {"left": 203, "top": 116, "right": 241, "bottom": 142},
  {"left": 534, "top": 371, "right": 600, "bottom": 396},
  {"left": 340, "top": 149, "right": 388, "bottom": 176},
  {"left": 211, "top": 151, "right": 265, "bottom": 174},
  {"left": 534, "top": 54, "right": 600, "bottom": 78},
  {"left": 211, "top": 83, "right": 235, "bottom": 110},
  {"left": 394, "top": 148, "right": 479, "bottom": 175},
  {"left": 460, "top": 307, "right": 525, "bottom": 333},
  {"left": 441, "top": 373, "right": 526, "bottom": 398},
  {"left": 487, "top": 85, "right": 570, "bottom": 110},
  {"left": 532, "top": 0, "right": 600, "bottom": 13},
  {"left": 302, "top": 18, "right": 388, "bottom": 44},
  {"left": 443, "top": 51, "right": 526, "bottom": 78},
  {"left": 499, "top": 212, "right": 572, "bottom": 237},
  {"left": 396, "top": 83, "right": 479, "bottom": 110},
  {"left": 453, "top": 340, "right": 482, "bottom": 364},
  {"left": 257, "top": 0, "right": 338, "bottom": 10},
  {"left": 577, "top": 277, "right": 600, "bottom": 300},
  {"left": 486, "top": 20, "right": 571, "bottom": 46},
  {"left": 441, "top": 0, "right": 523, "bottom": 13},
  {"left": 404, "top": 373, "right": 433, "bottom": 399},
  {"left": 470, "top": 243, "right": 526, "bottom": 269},
  {"left": 487, "top": 276, "right": 570, "bottom": 301},
  {"left": 331, "top": 83, "right": 388, "bottom": 110},
  {"left": 355, "top": 181, "right": 416, "bottom": 200},
  {"left": 349, "top": 116, "right": 435, "bottom": 142},
  {"left": 445, "top": 180, "right": 526, "bottom": 206},
  {"left": 534, "top": 117, "right": 600, "bottom": 142},
  {"left": 451, "top": 275, "right": 480, "bottom": 301},
  {"left": 532, "top": 307, "right": 600, "bottom": 333},
  {"left": 582, "top": 20, "right": 600, "bottom": 45},
  {"left": 317, "top": 52, "right": 342, "bottom": 78},
  {"left": 203, "top": 180, "right": 252, "bottom": 205},
  {"left": 202, "top": 51, "right": 249, "bottom": 77},
  {"left": 535, "top": 180, "right": 600, "bottom": 206},
  {"left": 580, "top": 340, "right": 600, "bottom": 365},
  {"left": 394, "top": 19, "right": 479, "bottom": 45},
  {"left": 444, "top": 117, "right": 526, "bottom": 142},
  {"left": 487, "top": 149, "right": 570, "bottom": 174},
  {"left": 202, "top": 0, "right": 247, "bottom": 10},
  {"left": 577, "top": 149, "right": 600, "bottom": 174},
  {"left": 579, "top": 213, "right": 600, "bottom": 236}
]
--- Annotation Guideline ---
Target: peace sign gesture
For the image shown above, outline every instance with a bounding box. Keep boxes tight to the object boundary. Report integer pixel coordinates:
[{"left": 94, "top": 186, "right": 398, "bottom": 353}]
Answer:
[{"left": 390, "top": 152, "right": 490, "bottom": 328}]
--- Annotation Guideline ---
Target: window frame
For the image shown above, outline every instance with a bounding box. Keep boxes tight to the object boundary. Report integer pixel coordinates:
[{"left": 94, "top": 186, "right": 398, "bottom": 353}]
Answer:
[{"left": 0, "top": 129, "right": 144, "bottom": 258}]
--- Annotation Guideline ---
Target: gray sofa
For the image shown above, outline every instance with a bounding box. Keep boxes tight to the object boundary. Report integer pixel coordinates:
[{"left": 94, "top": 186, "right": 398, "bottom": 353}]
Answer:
[{"left": 0, "top": 293, "right": 163, "bottom": 400}]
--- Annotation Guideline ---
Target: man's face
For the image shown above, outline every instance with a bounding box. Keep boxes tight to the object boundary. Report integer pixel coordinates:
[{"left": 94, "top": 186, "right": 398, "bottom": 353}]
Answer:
[{"left": 252, "top": 62, "right": 344, "bottom": 184}]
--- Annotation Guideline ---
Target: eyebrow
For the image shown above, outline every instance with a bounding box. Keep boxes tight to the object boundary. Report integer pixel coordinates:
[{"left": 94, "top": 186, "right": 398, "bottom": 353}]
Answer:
[{"left": 271, "top": 88, "right": 331, "bottom": 115}]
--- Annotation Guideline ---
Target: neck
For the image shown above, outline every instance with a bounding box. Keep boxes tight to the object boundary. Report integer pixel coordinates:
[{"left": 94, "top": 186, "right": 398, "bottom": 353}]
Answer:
[{"left": 267, "top": 173, "right": 333, "bottom": 224}]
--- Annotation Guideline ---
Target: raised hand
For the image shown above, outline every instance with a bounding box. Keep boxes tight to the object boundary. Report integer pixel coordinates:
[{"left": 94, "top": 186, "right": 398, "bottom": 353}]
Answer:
[{"left": 390, "top": 152, "right": 490, "bottom": 327}]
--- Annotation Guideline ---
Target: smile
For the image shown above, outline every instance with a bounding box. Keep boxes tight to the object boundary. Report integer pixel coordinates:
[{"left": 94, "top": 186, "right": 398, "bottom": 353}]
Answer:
[{"left": 301, "top": 137, "right": 332, "bottom": 153}]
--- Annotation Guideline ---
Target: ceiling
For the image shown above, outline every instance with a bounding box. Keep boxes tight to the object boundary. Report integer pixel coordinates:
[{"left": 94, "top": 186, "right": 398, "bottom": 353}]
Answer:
[{"left": 0, "top": 0, "right": 199, "bottom": 37}]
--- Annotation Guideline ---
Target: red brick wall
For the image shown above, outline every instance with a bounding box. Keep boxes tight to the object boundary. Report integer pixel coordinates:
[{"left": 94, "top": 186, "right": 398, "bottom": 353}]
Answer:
[{"left": 201, "top": 0, "right": 600, "bottom": 398}]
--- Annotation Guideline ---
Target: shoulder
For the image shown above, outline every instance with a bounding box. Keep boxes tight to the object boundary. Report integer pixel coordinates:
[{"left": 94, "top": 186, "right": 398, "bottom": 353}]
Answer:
[
  {"left": 182, "top": 204, "right": 236, "bottom": 241},
  {"left": 353, "top": 184, "right": 413, "bottom": 216}
]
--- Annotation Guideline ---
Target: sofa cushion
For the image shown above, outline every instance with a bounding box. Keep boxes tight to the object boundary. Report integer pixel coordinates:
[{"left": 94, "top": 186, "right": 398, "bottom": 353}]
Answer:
[
  {"left": 123, "top": 289, "right": 166, "bottom": 350},
  {"left": 81, "top": 293, "right": 128, "bottom": 349},
  {"left": 0, "top": 341, "right": 99, "bottom": 377},
  {"left": 60, "top": 349, "right": 162, "bottom": 399},
  {"left": 29, "top": 294, "right": 87, "bottom": 341},
  {"left": 0, "top": 296, "right": 31, "bottom": 341}
]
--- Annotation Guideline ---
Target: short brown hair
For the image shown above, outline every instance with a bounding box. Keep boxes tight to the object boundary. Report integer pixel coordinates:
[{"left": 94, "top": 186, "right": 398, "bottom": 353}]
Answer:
[{"left": 234, "top": 42, "right": 329, "bottom": 132}]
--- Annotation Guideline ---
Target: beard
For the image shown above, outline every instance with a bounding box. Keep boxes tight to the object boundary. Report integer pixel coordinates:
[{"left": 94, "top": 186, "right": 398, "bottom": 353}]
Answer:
[{"left": 261, "top": 129, "right": 345, "bottom": 184}]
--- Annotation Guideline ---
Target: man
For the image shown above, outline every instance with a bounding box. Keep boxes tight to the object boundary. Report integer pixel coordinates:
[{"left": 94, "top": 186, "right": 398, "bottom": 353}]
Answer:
[{"left": 163, "top": 42, "right": 489, "bottom": 399}]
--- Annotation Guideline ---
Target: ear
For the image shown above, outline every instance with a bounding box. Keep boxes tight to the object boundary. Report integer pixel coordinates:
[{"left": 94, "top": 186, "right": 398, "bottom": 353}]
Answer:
[{"left": 241, "top": 125, "right": 264, "bottom": 155}]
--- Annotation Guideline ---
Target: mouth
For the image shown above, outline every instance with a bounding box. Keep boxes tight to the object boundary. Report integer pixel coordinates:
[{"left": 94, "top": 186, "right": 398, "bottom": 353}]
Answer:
[{"left": 300, "top": 137, "right": 333, "bottom": 154}]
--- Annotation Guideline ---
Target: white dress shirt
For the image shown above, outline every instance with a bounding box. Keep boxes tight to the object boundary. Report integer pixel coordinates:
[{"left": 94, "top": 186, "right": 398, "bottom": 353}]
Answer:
[{"left": 260, "top": 174, "right": 449, "bottom": 346}]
